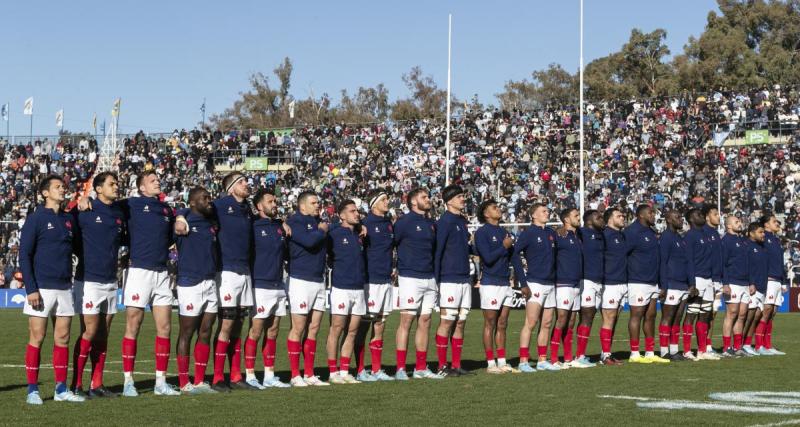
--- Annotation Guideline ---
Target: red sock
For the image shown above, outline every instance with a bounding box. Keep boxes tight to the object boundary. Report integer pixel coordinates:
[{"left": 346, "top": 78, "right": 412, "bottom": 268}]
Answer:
[
  {"left": 537, "top": 345, "right": 547, "bottom": 359},
  {"left": 682, "top": 324, "right": 694, "bottom": 353},
  {"left": 328, "top": 358, "right": 338, "bottom": 374},
  {"left": 723, "top": 335, "right": 732, "bottom": 349},
  {"left": 765, "top": 320, "right": 773, "bottom": 349},
  {"left": 415, "top": 351, "right": 427, "bottom": 371},
  {"left": 25, "top": 344, "right": 41, "bottom": 386},
  {"left": 121, "top": 337, "right": 137, "bottom": 374},
  {"left": 744, "top": 335, "right": 753, "bottom": 346},
  {"left": 755, "top": 321, "right": 767, "bottom": 348},
  {"left": 658, "top": 325, "right": 671, "bottom": 349},
  {"left": 71, "top": 338, "right": 91, "bottom": 389},
  {"left": 519, "top": 347, "right": 530, "bottom": 361},
  {"left": 576, "top": 325, "right": 590, "bottom": 358},
  {"left": 229, "top": 338, "right": 242, "bottom": 383},
  {"left": 262, "top": 338, "right": 277, "bottom": 369},
  {"left": 244, "top": 338, "right": 257, "bottom": 371},
  {"left": 600, "top": 328, "right": 612, "bottom": 354},
  {"left": 369, "top": 340, "right": 383, "bottom": 373},
  {"left": 734, "top": 333, "right": 743, "bottom": 350},
  {"left": 630, "top": 339, "right": 640, "bottom": 353},
  {"left": 193, "top": 342, "right": 210, "bottom": 385},
  {"left": 213, "top": 339, "right": 229, "bottom": 384},
  {"left": 53, "top": 345, "right": 68, "bottom": 384},
  {"left": 303, "top": 339, "right": 317, "bottom": 377},
  {"left": 90, "top": 338, "right": 107, "bottom": 389},
  {"left": 497, "top": 348, "right": 506, "bottom": 359},
  {"left": 550, "top": 328, "right": 562, "bottom": 363},
  {"left": 339, "top": 356, "right": 350, "bottom": 373},
  {"left": 177, "top": 355, "right": 190, "bottom": 388},
  {"left": 287, "top": 339, "right": 301, "bottom": 378},
  {"left": 155, "top": 336, "right": 170, "bottom": 374},
  {"left": 451, "top": 337, "right": 464, "bottom": 369},
  {"left": 695, "top": 322, "right": 708, "bottom": 353},
  {"left": 356, "top": 341, "right": 366, "bottom": 373},
  {"left": 670, "top": 325, "right": 680, "bottom": 346},
  {"left": 644, "top": 337, "right": 655, "bottom": 353},
  {"left": 563, "top": 328, "right": 574, "bottom": 361},
  {"left": 396, "top": 349, "right": 407, "bottom": 371},
  {"left": 435, "top": 334, "right": 449, "bottom": 370},
  {"left": 485, "top": 349, "right": 494, "bottom": 361}
]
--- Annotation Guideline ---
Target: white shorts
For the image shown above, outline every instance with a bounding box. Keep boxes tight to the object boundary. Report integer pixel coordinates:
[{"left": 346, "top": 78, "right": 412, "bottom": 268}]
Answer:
[
  {"left": 253, "top": 287, "right": 288, "bottom": 318},
  {"left": 749, "top": 291, "right": 764, "bottom": 311},
  {"left": 439, "top": 282, "right": 471, "bottom": 309},
  {"left": 628, "top": 283, "right": 659, "bottom": 307},
  {"left": 765, "top": 281, "right": 782, "bottom": 306},
  {"left": 74, "top": 281, "right": 118, "bottom": 315},
  {"left": 555, "top": 286, "right": 581, "bottom": 311},
  {"left": 124, "top": 268, "right": 173, "bottom": 308},
  {"left": 24, "top": 288, "right": 75, "bottom": 318},
  {"left": 695, "top": 277, "right": 714, "bottom": 302},
  {"left": 663, "top": 289, "right": 688, "bottom": 306},
  {"left": 724, "top": 284, "right": 751, "bottom": 305},
  {"left": 601, "top": 284, "right": 627, "bottom": 310},
  {"left": 526, "top": 282, "right": 555, "bottom": 309},
  {"left": 479, "top": 285, "right": 515, "bottom": 310},
  {"left": 218, "top": 271, "right": 254, "bottom": 308},
  {"left": 398, "top": 276, "right": 437, "bottom": 315},
  {"left": 580, "top": 279, "right": 603, "bottom": 309},
  {"left": 330, "top": 287, "right": 366, "bottom": 316},
  {"left": 366, "top": 283, "right": 393, "bottom": 316},
  {"left": 713, "top": 281, "right": 723, "bottom": 294},
  {"left": 177, "top": 280, "right": 219, "bottom": 316},
  {"left": 288, "top": 277, "right": 326, "bottom": 314}
]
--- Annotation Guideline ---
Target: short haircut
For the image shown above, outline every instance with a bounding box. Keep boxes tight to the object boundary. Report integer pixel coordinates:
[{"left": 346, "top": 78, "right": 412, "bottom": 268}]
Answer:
[
  {"left": 604, "top": 207, "right": 621, "bottom": 224},
  {"left": 38, "top": 175, "right": 63, "bottom": 199},
  {"left": 406, "top": 187, "right": 429, "bottom": 210},
  {"left": 559, "top": 207, "right": 578, "bottom": 223},
  {"left": 136, "top": 170, "right": 157, "bottom": 190},
  {"left": 188, "top": 186, "right": 208, "bottom": 203},
  {"left": 583, "top": 209, "right": 598, "bottom": 224},
  {"left": 253, "top": 188, "right": 275, "bottom": 205},
  {"left": 635, "top": 204, "right": 651, "bottom": 217},
  {"left": 477, "top": 199, "right": 497, "bottom": 224},
  {"left": 297, "top": 190, "right": 317, "bottom": 207},
  {"left": 684, "top": 208, "right": 700, "bottom": 222},
  {"left": 337, "top": 199, "right": 356, "bottom": 214},
  {"left": 92, "top": 172, "right": 118, "bottom": 193},
  {"left": 747, "top": 222, "right": 763, "bottom": 234},
  {"left": 758, "top": 213, "right": 776, "bottom": 227},
  {"left": 529, "top": 202, "right": 547, "bottom": 217},
  {"left": 222, "top": 172, "right": 244, "bottom": 193},
  {"left": 441, "top": 184, "right": 463, "bottom": 204},
  {"left": 701, "top": 204, "right": 718, "bottom": 217}
]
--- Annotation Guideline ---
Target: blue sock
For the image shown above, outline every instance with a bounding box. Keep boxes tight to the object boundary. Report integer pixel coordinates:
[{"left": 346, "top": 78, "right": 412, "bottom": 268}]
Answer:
[
  {"left": 27, "top": 384, "right": 39, "bottom": 394},
  {"left": 55, "top": 382, "right": 67, "bottom": 394}
]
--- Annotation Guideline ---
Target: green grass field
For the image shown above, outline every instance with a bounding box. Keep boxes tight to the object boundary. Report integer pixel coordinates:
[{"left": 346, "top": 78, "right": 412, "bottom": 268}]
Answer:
[{"left": 0, "top": 309, "right": 797, "bottom": 426}]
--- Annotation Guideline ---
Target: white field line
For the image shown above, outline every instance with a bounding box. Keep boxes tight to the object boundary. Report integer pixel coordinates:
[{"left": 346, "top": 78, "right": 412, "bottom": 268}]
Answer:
[
  {"left": 637, "top": 401, "right": 800, "bottom": 415},
  {"left": 746, "top": 420, "right": 800, "bottom": 427}
]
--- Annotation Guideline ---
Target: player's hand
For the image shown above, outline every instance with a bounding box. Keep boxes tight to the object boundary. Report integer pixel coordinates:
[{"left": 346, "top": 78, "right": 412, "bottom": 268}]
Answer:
[
  {"left": 27, "top": 292, "right": 42, "bottom": 311},
  {"left": 77, "top": 197, "right": 92, "bottom": 211},
  {"left": 174, "top": 217, "right": 189, "bottom": 236},
  {"left": 282, "top": 222, "right": 292, "bottom": 237},
  {"left": 503, "top": 234, "right": 513, "bottom": 249},
  {"left": 520, "top": 287, "right": 531, "bottom": 300},
  {"left": 749, "top": 284, "right": 756, "bottom": 295},
  {"left": 318, "top": 222, "right": 329, "bottom": 233},
  {"left": 555, "top": 227, "right": 568, "bottom": 238},
  {"left": 722, "top": 284, "right": 731, "bottom": 296}
]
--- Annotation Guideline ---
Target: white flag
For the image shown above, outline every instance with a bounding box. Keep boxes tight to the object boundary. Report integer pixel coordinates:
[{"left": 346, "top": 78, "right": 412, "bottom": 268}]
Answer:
[
  {"left": 23, "top": 97, "right": 33, "bottom": 115},
  {"left": 289, "top": 100, "right": 296, "bottom": 119},
  {"left": 1, "top": 103, "right": 7, "bottom": 121},
  {"left": 55, "top": 109, "right": 64, "bottom": 128},
  {"left": 111, "top": 98, "right": 121, "bottom": 117}
]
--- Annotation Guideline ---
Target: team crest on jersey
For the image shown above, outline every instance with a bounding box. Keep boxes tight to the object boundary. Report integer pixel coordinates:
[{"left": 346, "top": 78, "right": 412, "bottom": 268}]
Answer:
[
  {"left": 456, "top": 225, "right": 460, "bottom": 231},
  {"left": 676, "top": 242, "right": 680, "bottom": 247},
  {"left": 227, "top": 206, "right": 234, "bottom": 214},
  {"left": 116, "top": 218, "right": 122, "bottom": 225},
  {"left": 95, "top": 216, "right": 102, "bottom": 223},
  {"left": 261, "top": 230, "right": 267, "bottom": 236},
  {"left": 700, "top": 238, "right": 705, "bottom": 244},
  {"left": 492, "top": 236, "right": 498, "bottom": 242},
  {"left": 753, "top": 248, "right": 758, "bottom": 253},
  {"left": 374, "top": 226, "right": 380, "bottom": 233},
  {"left": 537, "top": 237, "right": 542, "bottom": 243},
  {"left": 569, "top": 239, "right": 574, "bottom": 244},
  {"left": 614, "top": 238, "right": 620, "bottom": 244},
  {"left": 736, "top": 242, "right": 741, "bottom": 247},
  {"left": 191, "top": 226, "right": 198, "bottom": 233},
  {"left": 416, "top": 225, "right": 422, "bottom": 232},
  {"left": 307, "top": 223, "right": 313, "bottom": 230},
  {"left": 143, "top": 205, "right": 150, "bottom": 212},
  {"left": 342, "top": 238, "right": 349, "bottom": 245},
  {"left": 47, "top": 222, "right": 54, "bottom": 230},
  {"left": 644, "top": 236, "right": 650, "bottom": 242}
]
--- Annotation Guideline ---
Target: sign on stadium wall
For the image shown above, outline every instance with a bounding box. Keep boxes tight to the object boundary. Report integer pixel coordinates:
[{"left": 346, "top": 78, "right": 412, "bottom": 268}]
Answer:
[
  {"left": 745, "top": 129, "right": 769, "bottom": 145},
  {"left": 244, "top": 157, "right": 270, "bottom": 170}
]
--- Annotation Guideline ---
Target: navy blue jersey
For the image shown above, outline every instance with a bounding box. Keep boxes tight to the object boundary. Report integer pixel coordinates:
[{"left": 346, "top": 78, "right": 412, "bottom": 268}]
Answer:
[
  {"left": 212, "top": 195, "right": 253, "bottom": 275},
  {"left": 121, "top": 196, "right": 174, "bottom": 271},
  {"left": 721, "top": 233, "right": 749, "bottom": 286},
  {"left": 624, "top": 221, "right": 659, "bottom": 285},
  {"left": 603, "top": 227, "right": 627, "bottom": 285},
  {"left": 434, "top": 211, "right": 471, "bottom": 284},
  {"left": 555, "top": 230, "right": 582, "bottom": 286},
  {"left": 763, "top": 231, "right": 785, "bottom": 283},
  {"left": 363, "top": 213, "right": 394, "bottom": 284},
  {"left": 747, "top": 240, "right": 768, "bottom": 293},
  {"left": 578, "top": 227, "right": 604, "bottom": 282},
  {"left": 684, "top": 227, "right": 712, "bottom": 285},
  {"left": 252, "top": 217, "right": 287, "bottom": 289},
  {"left": 702, "top": 225, "right": 723, "bottom": 283},
  {"left": 19, "top": 206, "right": 76, "bottom": 294},
  {"left": 512, "top": 224, "right": 556, "bottom": 286},
  {"left": 659, "top": 229, "right": 689, "bottom": 290},
  {"left": 474, "top": 223, "right": 513, "bottom": 286},
  {"left": 286, "top": 213, "right": 327, "bottom": 282},
  {"left": 393, "top": 211, "right": 436, "bottom": 279},
  {"left": 74, "top": 199, "right": 125, "bottom": 283},
  {"left": 327, "top": 226, "right": 367, "bottom": 289},
  {"left": 175, "top": 212, "right": 219, "bottom": 286}
]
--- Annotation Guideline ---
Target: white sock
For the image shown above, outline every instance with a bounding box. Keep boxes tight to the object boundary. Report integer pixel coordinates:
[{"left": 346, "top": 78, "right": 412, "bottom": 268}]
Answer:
[
  {"left": 660, "top": 347, "right": 669, "bottom": 357},
  {"left": 155, "top": 371, "right": 165, "bottom": 387},
  {"left": 706, "top": 344, "right": 713, "bottom": 352},
  {"left": 245, "top": 370, "right": 256, "bottom": 381},
  {"left": 669, "top": 344, "right": 678, "bottom": 354},
  {"left": 630, "top": 351, "right": 641, "bottom": 358},
  {"left": 644, "top": 351, "right": 655, "bottom": 358},
  {"left": 497, "top": 358, "right": 507, "bottom": 367},
  {"left": 487, "top": 360, "right": 497, "bottom": 368},
  {"left": 124, "top": 372, "right": 133, "bottom": 382},
  {"left": 263, "top": 369, "right": 274, "bottom": 379},
  {"left": 338, "top": 370, "right": 348, "bottom": 377},
  {"left": 601, "top": 352, "right": 611, "bottom": 359}
]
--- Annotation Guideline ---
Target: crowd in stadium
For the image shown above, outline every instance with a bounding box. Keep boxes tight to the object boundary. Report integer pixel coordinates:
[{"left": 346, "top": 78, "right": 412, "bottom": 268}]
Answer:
[{"left": 2, "top": 87, "right": 800, "bottom": 287}]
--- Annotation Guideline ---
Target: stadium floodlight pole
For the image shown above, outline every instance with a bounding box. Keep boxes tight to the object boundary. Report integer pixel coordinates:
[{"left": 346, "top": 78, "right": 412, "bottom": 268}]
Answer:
[
  {"left": 445, "top": 13, "right": 452, "bottom": 186},
  {"left": 578, "top": 0, "right": 585, "bottom": 225}
]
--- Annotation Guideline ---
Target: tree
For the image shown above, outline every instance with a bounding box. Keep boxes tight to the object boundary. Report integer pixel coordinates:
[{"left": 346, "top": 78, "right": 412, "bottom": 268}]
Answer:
[
  {"left": 496, "top": 63, "right": 578, "bottom": 109},
  {"left": 391, "top": 66, "right": 450, "bottom": 120},
  {"left": 620, "top": 29, "right": 675, "bottom": 96}
]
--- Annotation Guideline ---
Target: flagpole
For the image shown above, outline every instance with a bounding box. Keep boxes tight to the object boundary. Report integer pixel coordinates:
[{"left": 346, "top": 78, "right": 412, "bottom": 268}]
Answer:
[
  {"left": 5, "top": 102, "right": 9, "bottom": 143},
  {"left": 30, "top": 114, "right": 33, "bottom": 143},
  {"left": 445, "top": 13, "right": 452, "bottom": 186},
  {"left": 578, "top": 0, "right": 586, "bottom": 224}
]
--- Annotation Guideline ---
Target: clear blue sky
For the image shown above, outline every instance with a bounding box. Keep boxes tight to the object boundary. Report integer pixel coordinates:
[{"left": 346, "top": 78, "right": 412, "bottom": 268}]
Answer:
[{"left": 1, "top": 0, "right": 719, "bottom": 136}]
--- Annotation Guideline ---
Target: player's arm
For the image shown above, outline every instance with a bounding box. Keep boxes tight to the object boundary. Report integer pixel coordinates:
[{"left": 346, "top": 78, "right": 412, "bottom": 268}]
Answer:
[
  {"left": 174, "top": 207, "right": 191, "bottom": 235},
  {"left": 18, "top": 215, "right": 41, "bottom": 303},
  {"left": 476, "top": 229, "right": 506, "bottom": 266},
  {"left": 511, "top": 231, "right": 528, "bottom": 288},
  {"left": 288, "top": 218, "right": 326, "bottom": 249}
]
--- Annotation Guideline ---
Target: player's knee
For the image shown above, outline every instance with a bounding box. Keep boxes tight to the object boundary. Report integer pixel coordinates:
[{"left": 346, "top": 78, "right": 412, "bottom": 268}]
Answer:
[
  {"left": 496, "top": 316, "right": 508, "bottom": 330},
  {"left": 440, "top": 308, "right": 457, "bottom": 322},
  {"left": 418, "top": 314, "right": 431, "bottom": 326}
]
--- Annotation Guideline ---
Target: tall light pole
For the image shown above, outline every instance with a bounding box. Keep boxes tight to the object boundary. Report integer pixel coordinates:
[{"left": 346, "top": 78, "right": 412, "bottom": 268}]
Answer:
[
  {"left": 445, "top": 13, "right": 452, "bottom": 186},
  {"left": 578, "top": 0, "right": 586, "bottom": 223}
]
